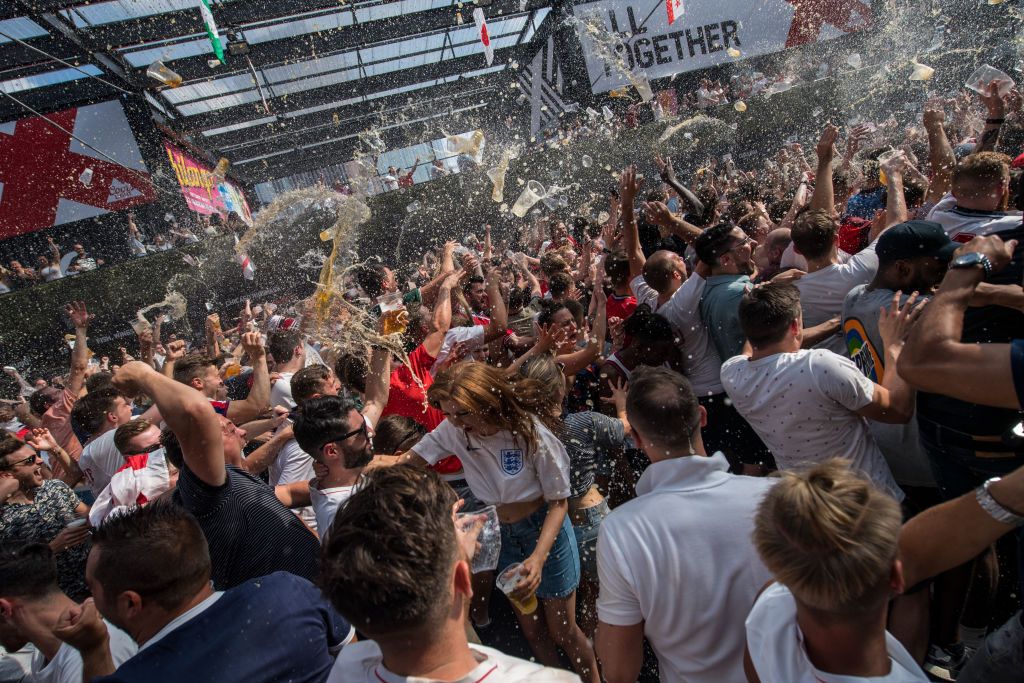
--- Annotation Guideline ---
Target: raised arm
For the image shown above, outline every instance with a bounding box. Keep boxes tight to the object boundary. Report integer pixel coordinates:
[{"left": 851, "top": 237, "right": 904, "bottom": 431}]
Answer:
[
  {"left": 361, "top": 342, "right": 392, "bottom": 427},
  {"left": 643, "top": 201, "right": 703, "bottom": 245},
  {"left": 655, "top": 155, "right": 705, "bottom": 215},
  {"left": 112, "top": 361, "right": 225, "bottom": 486},
  {"left": 899, "top": 236, "right": 1020, "bottom": 409},
  {"left": 226, "top": 332, "right": 270, "bottom": 424},
  {"left": 977, "top": 80, "right": 1006, "bottom": 154},
  {"left": 482, "top": 267, "right": 508, "bottom": 343},
  {"left": 63, "top": 301, "right": 93, "bottom": 396},
  {"left": 810, "top": 124, "right": 838, "bottom": 213},
  {"left": 619, "top": 165, "right": 646, "bottom": 281},
  {"left": 423, "top": 271, "right": 461, "bottom": 357},
  {"left": 923, "top": 104, "right": 955, "bottom": 205},
  {"left": 880, "top": 152, "right": 908, "bottom": 230}
]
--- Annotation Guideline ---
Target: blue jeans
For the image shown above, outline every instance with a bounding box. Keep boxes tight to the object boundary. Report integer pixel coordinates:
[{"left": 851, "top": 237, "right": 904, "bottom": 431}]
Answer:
[
  {"left": 498, "top": 505, "right": 580, "bottom": 600},
  {"left": 572, "top": 499, "right": 609, "bottom": 581},
  {"left": 958, "top": 611, "right": 1024, "bottom": 683}
]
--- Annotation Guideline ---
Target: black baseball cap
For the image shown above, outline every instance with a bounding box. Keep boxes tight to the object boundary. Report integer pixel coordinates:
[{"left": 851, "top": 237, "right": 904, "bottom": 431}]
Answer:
[{"left": 876, "top": 220, "right": 958, "bottom": 264}]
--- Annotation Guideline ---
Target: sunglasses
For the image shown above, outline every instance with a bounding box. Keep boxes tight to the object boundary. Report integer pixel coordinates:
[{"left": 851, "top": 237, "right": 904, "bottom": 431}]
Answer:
[
  {"left": 325, "top": 423, "right": 368, "bottom": 449},
  {"left": 134, "top": 443, "right": 163, "bottom": 455},
  {"left": 3, "top": 452, "right": 40, "bottom": 469}
]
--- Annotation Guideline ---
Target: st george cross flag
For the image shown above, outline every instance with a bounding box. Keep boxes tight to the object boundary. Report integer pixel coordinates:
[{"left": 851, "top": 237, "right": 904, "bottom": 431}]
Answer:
[
  {"left": 666, "top": 0, "right": 684, "bottom": 24},
  {"left": 473, "top": 8, "right": 494, "bottom": 66},
  {"left": 199, "top": 0, "right": 225, "bottom": 64},
  {"left": 234, "top": 235, "right": 255, "bottom": 280}
]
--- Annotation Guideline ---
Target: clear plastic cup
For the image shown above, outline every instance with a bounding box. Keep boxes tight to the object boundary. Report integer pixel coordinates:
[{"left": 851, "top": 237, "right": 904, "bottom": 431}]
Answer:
[
  {"left": 406, "top": 200, "right": 422, "bottom": 214},
  {"left": 602, "top": 106, "right": 614, "bottom": 122},
  {"left": 511, "top": 180, "right": 546, "bottom": 218},
  {"left": 910, "top": 62, "right": 935, "bottom": 81},
  {"left": 582, "top": 155, "right": 593, "bottom": 168},
  {"left": 630, "top": 73, "right": 654, "bottom": 102},
  {"left": 486, "top": 166, "right": 507, "bottom": 203},
  {"left": 146, "top": 60, "right": 183, "bottom": 88},
  {"left": 847, "top": 53, "right": 863, "bottom": 69},
  {"left": 457, "top": 505, "right": 501, "bottom": 573},
  {"left": 965, "top": 64, "right": 1015, "bottom": 97},
  {"left": 496, "top": 562, "right": 538, "bottom": 614},
  {"left": 734, "top": 100, "right": 748, "bottom": 112}
]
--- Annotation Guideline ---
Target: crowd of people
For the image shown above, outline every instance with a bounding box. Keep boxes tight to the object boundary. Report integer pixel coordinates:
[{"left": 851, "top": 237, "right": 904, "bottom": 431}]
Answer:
[
  {"left": 0, "top": 211, "right": 250, "bottom": 296},
  {"left": 1, "top": 70, "right": 1024, "bottom": 683}
]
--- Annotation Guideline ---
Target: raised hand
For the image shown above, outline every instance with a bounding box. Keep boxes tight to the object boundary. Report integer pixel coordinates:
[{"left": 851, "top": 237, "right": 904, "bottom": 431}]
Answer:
[
  {"left": 64, "top": 301, "right": 93, "bottom": 329},
  {"left": 240, "top": 331, "right": 265, "bottom": 360},
  {"left": 816, "top": 124, "right": 839, "bottom": 165},
  {"left": 26, "top": 427, "right": 58, "bottom": 452}
]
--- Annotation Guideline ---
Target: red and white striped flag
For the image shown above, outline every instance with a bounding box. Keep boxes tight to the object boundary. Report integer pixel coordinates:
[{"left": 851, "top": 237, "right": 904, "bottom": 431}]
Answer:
[
  {"left": 234, "top": 235, "right": 255, "bottom": 280},
  {"left": 666, "top": 0, "right": 684, "bottom": 24},
  {"left": 473, "top": 8, "right": 494, "bottom": 66}
]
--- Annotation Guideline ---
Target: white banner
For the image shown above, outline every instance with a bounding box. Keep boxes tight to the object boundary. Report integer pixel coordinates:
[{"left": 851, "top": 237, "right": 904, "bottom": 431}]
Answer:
[{"left": 573, "top": 0, "right": 872, "bottom": 94}]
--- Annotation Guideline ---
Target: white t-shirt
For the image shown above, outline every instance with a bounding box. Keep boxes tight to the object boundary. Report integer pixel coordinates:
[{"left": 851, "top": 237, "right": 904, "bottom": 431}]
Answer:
[
  {"left": 746, "top": 583, "right": 928, "bottom": 682},
  {"left": 79, "top": 430, "right": 125, "bottom": 498},
  {"left": 40, "top": 265, "right": 63, "bottom": 282},
  {"left": 327, "top": 640, "right": 578, "bottom": 683},
  {"left": 656, "top": 273, "right": 724, "bottom": 396},
  {"left": 596, "top": 453, "right": 775, "bottom": 683},
  {"left": 412, "top": 419, "right": 571, "bottom": 506},
  {"left": 270, "top": 371, "right": 297, "bottom": 410},
  {"left": 431, "top": 326, "right": 487, "bottom": 376},
  {"left": 794, "top": 241, "right": 879, "bottom": 355},
  {"left": 720, "top": 350, "right": 903, "bottom": 500},
  {"left": 0, "top": 643, "right": 34, "bottom": 681},
  {"left": 780, "top": 243, "right": 851, "bottom": 272},
  {"left": 31, "top": 620, "right": 137, "bottom": 683},
  {"left": 310, "top": 480, "right": 358, "bottom": 544},
  {"left": 629, "top": 274, "right": 659, "bottom": 310},
  {"left": 269, "top": 435, "right": 317, "bottom": 531},
  {"left": 926, "top": 193, "right": 1022, "bottom": 241}
]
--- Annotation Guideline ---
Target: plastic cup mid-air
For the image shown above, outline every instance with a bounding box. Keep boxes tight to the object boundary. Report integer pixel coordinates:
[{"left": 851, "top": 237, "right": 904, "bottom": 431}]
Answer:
[
  {"left": 965, "top": 64, "right": 1015, "bottom": 97},
  {"left": 511, "top": 180, "right": 546, "bottom": 218},
  {"left": 486, "top": 166, "right": 507, "bottom": 203},
  {"left": 910, "top": 62, "right": 935, "bottom": 81},
  {"left": 146, "top": 60, "right": 182, "bottom": 88}
]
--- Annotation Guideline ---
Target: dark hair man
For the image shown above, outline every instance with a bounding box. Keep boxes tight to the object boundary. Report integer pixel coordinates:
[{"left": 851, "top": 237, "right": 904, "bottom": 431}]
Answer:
[
  {"left": 721, "top": 283, "right": 914, "bottom": 500},
  {"left": 0, "top": 543, "right": 137, "bottom": 681},
  {"left": 51, "top": 502, "right": 353, "bottom": 682},
  {"left": 693, "top": 223, "right": 757, "bottom": 361},
  {"left": 171, "top": 331, "right": 270, "bottom": 425},
  {"left": 267, "top": 328, "right": 306, "bottom": 409},
  {"left": 595, "top": 367, "right": 775, "bottom": 683},
  {"left": 322, "top": 465, "right": 576, "bottom": 682},
  {"left": 71, "top": 387, "right": 135, "bottom": 497}
]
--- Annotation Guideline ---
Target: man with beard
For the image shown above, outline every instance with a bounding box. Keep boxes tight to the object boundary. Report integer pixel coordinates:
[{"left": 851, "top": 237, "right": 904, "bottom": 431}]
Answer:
[
  {"left": 293, "top": 395, "right": 375, "bottom": 543},
  {"left": 694, "top": 224, "right": 759, "bottom": 362}
]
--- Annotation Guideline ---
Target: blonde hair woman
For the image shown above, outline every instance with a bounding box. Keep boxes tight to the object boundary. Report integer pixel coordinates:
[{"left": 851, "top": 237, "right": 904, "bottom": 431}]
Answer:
[
  {"left": 401, "top": 361, "right": 599, "bottom": 683},
  {"left": 744, "top": 459, "right": 1024, "bottom": 683}
]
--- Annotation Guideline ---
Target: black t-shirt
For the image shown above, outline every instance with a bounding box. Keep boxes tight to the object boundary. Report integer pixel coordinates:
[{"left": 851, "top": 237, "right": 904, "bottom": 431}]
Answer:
[
  {"left": 173, "top": 465, "right": 320, "bottom": 590},
  {"left": 917, "top": 224, "right": 1024, "bottom": 438}
]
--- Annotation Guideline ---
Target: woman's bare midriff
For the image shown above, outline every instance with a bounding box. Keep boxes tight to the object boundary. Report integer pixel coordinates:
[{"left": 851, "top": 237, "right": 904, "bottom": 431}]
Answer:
[
  {"left": 569, "top": 485, "right": 605, "bottom": 524},
  {"left": 497, "top": 497, "right": 545, "bottom": 524}
]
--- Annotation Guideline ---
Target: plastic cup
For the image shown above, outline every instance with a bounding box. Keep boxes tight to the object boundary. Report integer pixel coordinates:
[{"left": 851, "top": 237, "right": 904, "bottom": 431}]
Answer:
[
  {"left": 486, "top": 166, "right": 507, "bottom": 203},
  {"left": 406, "top": 200, "right": 422, "bottom": 214},
  {"left": 65, "top": 518, "right": 88, "bottom": 530},
  {"left": 630, "top": 74, "right": 654, "bottom": 102},
  {"left": 965, "top": 64, "right": 1015, "bottom": 97},
  {"left": 496, "top": 562, "right": 538, "bottom": 614},
  {"left": 727, "top": 47, "right": 741, "bottom": 58},
  {"left": 910, "top": 62, "right": 935, "bottom": 81},
  {"left": 847, "top": 53, "right": 863, "bottom": 69},
  {"left": 377, "top": 293, "right": 407, "bottom": 335},
  {"left": 511, "top": 180, "right": 546, "bottom": 218},
  {"left": 146, "top": 60, "right": 183, "bottom": 88},
  {"left": 602, "top": 106, "right": 614, "bottom": 122},
  {"left": 79, "top": 168, "right": 93, "bottom": 187},
  {"left": 734, "top": 100, "right": 748, "bottom": 112},
  {"left": 458, "top": 505, "right": 501, "bottom": 573}
]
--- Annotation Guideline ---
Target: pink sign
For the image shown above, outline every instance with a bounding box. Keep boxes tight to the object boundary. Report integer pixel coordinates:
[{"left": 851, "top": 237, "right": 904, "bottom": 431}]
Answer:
[{"left": 164, "top": 141, "right": 252, "bottom": 223}]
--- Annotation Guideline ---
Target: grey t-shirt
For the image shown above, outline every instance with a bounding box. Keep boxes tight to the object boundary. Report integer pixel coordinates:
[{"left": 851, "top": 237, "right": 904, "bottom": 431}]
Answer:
[{"left": 842, "top": 285, "right": 936, "bottom": 488}]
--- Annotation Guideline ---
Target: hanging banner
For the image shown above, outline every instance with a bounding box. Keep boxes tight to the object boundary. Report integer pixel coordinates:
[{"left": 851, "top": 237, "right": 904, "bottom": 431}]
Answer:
[
  {"left": 473, "top": 8, "right": 494, "bottom": 66},
  {"left": 573, "top": 0, "right": 872, "bottom": 94},
  {"left": 198, "top": 0, "right": 226, "bottom": 64},
  {"left": 164, "top": 142, "right": 252, "bottom": 223},
  {"left": 666, "top": 0, "right": 684, "bottom": 24},
  {"left": 0, "top": 100, "right": 156, "bottom": 239}
]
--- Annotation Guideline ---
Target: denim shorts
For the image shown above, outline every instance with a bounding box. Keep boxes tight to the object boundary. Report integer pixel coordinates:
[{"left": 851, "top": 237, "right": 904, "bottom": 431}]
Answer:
[
  {"left": 498, "top": 505, "right": 580, "bottom": 600},
  {"left": 448, "top": 479, "right": 486, "bottom": 513},
  {"left": 958, "top": 610, "right": 1024, "bottom": 683},
  {"left": 572, "top": 499, "right": 609, "bottom": 581}
]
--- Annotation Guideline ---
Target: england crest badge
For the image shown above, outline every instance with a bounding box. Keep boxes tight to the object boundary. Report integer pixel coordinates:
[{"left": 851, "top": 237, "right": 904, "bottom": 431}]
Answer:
[{"left": 500, "top": 449, "right": 524, "bottom": 476}]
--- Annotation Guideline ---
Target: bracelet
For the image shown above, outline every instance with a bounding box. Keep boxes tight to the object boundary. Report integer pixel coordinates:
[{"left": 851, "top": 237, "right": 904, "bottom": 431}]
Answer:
[
  {"left": 975, "top": 478, "right": 1024, "bottom": 526},
  {"left": 986, "top": 118, "right": 1006, "bottom": 124}
]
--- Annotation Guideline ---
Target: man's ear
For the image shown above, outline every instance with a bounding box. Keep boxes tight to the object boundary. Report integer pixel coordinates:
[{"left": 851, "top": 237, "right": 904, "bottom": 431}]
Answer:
[
  {"left": 188, "top": 378, "right": 204, "bottom": 391},
  {"left": 0, "top": 598, "right": 15, "bottom": 619}
]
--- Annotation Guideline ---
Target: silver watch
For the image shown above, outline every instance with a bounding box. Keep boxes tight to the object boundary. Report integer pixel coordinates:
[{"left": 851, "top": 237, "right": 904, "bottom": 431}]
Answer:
[{"left": 975, "top": 477, "right": 1024, "bottom": 527}]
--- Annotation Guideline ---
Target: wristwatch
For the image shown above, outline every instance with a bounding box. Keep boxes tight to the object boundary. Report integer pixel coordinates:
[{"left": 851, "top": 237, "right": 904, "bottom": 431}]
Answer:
[
  {"left": 949, "top": 251, "right": 992, "bottom": 278},
  {"left": 975, "top": 477, "right": 1024, "bottom": 526}
]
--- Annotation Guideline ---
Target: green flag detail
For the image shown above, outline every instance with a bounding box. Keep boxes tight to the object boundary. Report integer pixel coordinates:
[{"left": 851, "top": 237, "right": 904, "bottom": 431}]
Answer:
[{"left": 199, "top": 0, "right": 225, "bottom": 64}]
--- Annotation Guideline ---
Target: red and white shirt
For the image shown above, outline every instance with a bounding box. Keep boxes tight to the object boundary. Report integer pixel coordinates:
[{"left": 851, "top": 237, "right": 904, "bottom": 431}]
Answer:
[{"left": 88, "top": 450, "right": 173, "bottom": 526}]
